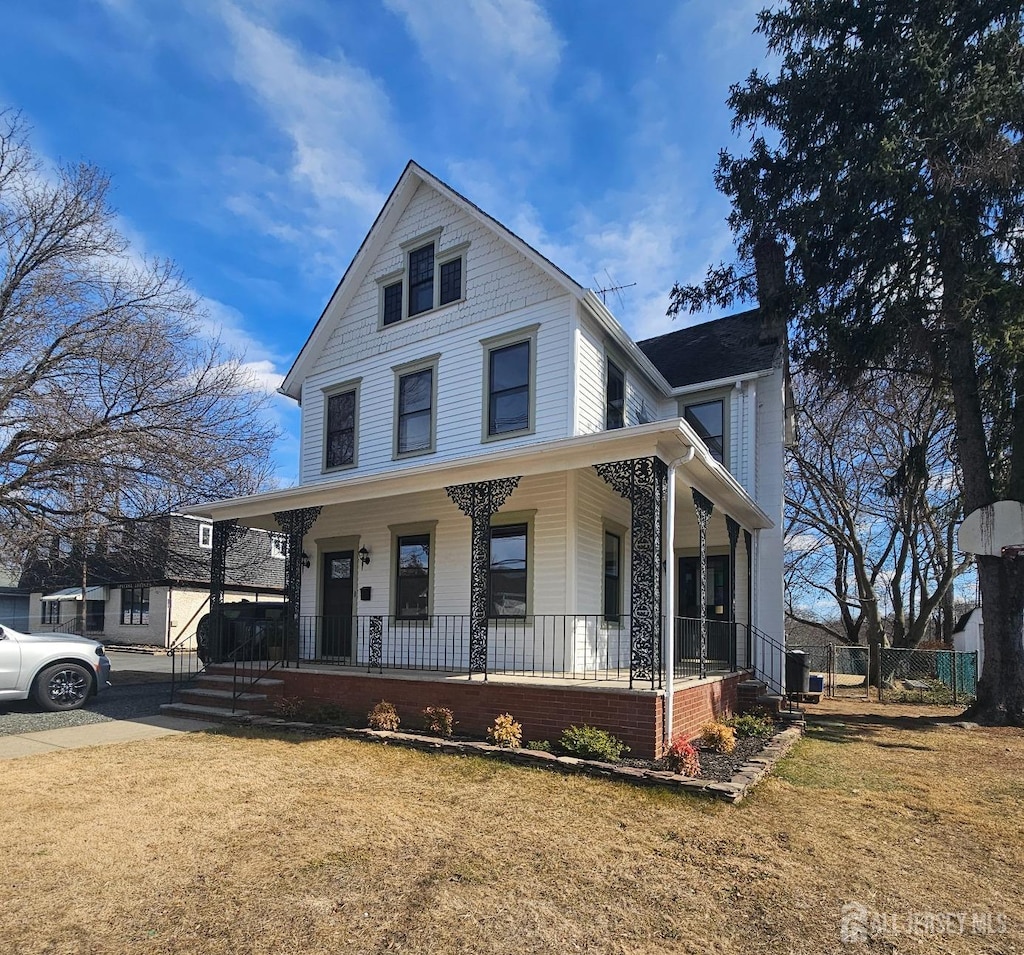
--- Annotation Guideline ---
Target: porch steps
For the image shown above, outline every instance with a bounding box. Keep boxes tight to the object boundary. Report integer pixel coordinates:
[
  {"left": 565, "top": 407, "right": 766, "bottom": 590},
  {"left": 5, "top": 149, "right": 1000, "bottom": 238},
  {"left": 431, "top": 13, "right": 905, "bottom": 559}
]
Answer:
[
  {"left": 186, "top": 674, "right": 285, "bottom": 689},
  {"left": 179, "top": 687, "right": 270, "bottom": 704},
  {"left": 159, "top": 702, "right": 251, "bottom": 720}
]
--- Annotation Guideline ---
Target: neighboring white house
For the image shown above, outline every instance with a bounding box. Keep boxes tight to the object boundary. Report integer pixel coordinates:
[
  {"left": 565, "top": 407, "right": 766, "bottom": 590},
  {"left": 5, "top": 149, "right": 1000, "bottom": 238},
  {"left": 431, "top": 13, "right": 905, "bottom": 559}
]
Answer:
[
  {"left": 184, "top": 162, "right": 793, "bottom": 755},
  {"left": 953, "top": 606, "right": 985, "bottom": 677}
]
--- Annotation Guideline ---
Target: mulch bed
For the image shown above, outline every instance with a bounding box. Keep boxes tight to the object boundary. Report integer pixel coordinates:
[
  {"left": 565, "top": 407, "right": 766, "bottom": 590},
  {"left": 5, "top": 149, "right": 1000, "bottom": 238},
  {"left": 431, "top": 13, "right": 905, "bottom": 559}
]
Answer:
[{"left": 620, "top": 732, "right": 780, "bottom": 782}]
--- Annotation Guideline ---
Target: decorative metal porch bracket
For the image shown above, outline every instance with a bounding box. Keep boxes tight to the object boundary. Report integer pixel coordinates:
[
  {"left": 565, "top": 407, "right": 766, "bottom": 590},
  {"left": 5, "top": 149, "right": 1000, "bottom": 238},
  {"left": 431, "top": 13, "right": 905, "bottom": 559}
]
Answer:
[
  {"left": 445, "top": 477, "right": 521, "bottom": 675},
  {"left": 594, "top": 458, "right": 667, "bottom": 688},
  {"left": 692, "top": 489, "right": 714, "bottom": 679},
  {"left": 273, "top": 507, "right": 322, "bottom": 656},
  {"left": 726, "top": 515, "right": 740, "bottom": 670}
]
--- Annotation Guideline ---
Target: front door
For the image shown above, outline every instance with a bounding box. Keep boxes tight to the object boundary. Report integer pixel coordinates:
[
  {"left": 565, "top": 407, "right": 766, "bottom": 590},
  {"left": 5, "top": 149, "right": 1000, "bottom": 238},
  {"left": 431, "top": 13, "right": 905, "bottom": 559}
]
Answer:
[
  {"left": 677, "top": 555, "right": 731, "bottom": 665},
  {"left": 321, "top": 551, "right": 354, "bottom": 660}
]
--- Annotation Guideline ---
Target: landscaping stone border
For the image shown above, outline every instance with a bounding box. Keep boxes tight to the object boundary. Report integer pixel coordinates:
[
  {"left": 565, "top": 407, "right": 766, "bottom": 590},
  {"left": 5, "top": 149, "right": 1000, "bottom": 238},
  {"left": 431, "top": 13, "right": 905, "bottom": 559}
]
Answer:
[{"left": 230, "top": 713, "right": 806, "bottom": 803}]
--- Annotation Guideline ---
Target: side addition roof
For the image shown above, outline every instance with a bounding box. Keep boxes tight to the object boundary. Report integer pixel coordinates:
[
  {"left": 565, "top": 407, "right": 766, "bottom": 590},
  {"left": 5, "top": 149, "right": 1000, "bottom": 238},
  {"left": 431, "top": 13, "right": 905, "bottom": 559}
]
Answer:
[{"left": 637, "top": 309, "right": 781, "bottom": 389}]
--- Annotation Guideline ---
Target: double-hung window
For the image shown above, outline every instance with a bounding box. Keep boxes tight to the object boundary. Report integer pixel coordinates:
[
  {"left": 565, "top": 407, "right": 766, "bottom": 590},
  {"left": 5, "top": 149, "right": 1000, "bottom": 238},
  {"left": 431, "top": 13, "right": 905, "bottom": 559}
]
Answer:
[
  {"left": 606, "top": 359, "right": 625, "bottom": 430},
  {"left": 325, "top": 387, "right": 358, "bottom": 469},
  {"left": 394, "top": 357, "right": 438, "bottom": 457},
  {"left": 121, "top": 585, "right": 150, "bottom": 625},
  {"left": 488, "top": 523, "right": 527, "bottom": 617},
  {"left": 198, "top": 524, "right": 213, "bottom": 549},
  {"left": 486, "top": 337, "right": 533, "bottom": 438},
  {"left": 41, "top": 601, "right": 60, "bottom": 625},
  {"left": 395, "top": 533, "right": 431, "bottom": 619},
  {"left": 380, "top": 235, "right": 467, "bottom": 327},
  {"left": 603, "top": 530, "right": 622, "bottom": 621},
  {"left": 684, "top": 399, "right": 725, "bottom": 465}
]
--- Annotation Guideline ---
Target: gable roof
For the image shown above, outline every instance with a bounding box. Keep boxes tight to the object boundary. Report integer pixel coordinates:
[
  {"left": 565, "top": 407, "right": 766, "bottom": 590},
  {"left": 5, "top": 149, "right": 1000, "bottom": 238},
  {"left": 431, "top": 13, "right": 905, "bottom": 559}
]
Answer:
[
  {"left": 279, "top": 161, "right": 588, "bottom": 400},
  {"left": 636, "top": 309, "right": 781, "bottom": 389}
]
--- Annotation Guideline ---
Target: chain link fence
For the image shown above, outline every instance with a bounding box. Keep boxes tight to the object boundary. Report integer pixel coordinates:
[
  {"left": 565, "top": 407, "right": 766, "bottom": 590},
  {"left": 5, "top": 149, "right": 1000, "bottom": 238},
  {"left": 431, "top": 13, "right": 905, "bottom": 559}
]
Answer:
[{"left": 788, "top": 644, "right": 978, "bottom": 704}]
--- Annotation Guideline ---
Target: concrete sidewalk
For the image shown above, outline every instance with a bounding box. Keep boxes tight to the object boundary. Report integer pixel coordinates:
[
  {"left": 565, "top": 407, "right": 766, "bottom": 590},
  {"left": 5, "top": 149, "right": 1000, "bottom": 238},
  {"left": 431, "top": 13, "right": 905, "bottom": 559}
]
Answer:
[{"left": 0, "top": 714, "right": 220, "bottom": 760}]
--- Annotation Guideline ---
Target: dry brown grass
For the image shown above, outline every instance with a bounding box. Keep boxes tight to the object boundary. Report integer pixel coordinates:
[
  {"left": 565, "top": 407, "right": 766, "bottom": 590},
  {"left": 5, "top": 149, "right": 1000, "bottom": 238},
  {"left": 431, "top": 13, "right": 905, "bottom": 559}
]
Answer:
[{"left": 2, "top": 699, "right": 1022, "bottom": 954}]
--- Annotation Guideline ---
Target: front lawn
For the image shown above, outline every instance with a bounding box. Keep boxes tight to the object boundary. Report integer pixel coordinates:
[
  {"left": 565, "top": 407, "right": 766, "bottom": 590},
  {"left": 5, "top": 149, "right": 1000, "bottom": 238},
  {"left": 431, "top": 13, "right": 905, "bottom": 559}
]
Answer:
[{"left": 1, "top": 699, "right": 1021, "bottom": 954}]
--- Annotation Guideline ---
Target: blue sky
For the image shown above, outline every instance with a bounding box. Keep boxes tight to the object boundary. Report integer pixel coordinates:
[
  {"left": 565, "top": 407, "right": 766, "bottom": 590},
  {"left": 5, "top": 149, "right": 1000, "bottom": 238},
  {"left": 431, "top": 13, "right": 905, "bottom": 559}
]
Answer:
[{"left": 0, "top": 0, "right": 770, "bottom": 484}]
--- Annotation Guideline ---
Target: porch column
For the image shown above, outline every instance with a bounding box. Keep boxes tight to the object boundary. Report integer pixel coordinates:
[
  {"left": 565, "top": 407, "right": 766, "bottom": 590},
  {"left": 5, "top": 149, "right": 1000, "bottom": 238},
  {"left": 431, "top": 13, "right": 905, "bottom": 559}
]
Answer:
[
  {"left": 273, "top": 506, "right": 322, "bottom": 663},
  {"left": 692, "top": 489, "right": 714, "bottom": 679},
  {"left": 445, "top": 477, "right": 521, "bottom": 677},
  {"left": 726, "top": 515, "right": 740, "bottom": 671},
  {"left": 744, "top": 529, "right": 753, "bottom": 667},
  {"left": 209, "top": 519, "right": 237, "bottom": 663},
  {"left": 594, "top": 457, "right": 667, "bottom": 689}
]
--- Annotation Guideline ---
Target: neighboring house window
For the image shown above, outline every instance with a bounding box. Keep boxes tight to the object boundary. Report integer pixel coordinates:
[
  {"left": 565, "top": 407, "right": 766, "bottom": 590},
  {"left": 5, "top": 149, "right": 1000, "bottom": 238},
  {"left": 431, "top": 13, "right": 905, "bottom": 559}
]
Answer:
[
  {"left": 270, "top": 534, "right": 286, "bottom": 560},
  {"left": 198, "top": 524, "right": 213, "bottom": 549},
  {"left": 121, "top": 585, "right": 150, "bottom": 625},
  {"left": 685, "top": 399, "right": 725, "bottom": 464},
  {"left": 487, "top": 340, "right": 531, "bottom": 437},
  {"left": 603, "top": 531, "right": 622, "bottom": 621},
  {"left": 395, "top": 534, "right": 430, "bottom": 619},
  {"left": 326, "top": 388, "right": 357, "bottom": 469},
  {"left": 41, "top": 601, "right": 59, "bottom": 625},
  {"left": 396, "top": 366, "right": 434, "bottom": 455},
  {"left": 606, "top": 359, "right": 625, "bottom": 430},
  {"left": 379, "top": 237, "right": 468, "bottom": 326},
  {"left": 488, "top": 523, "right": 527, "bottom": 617}
]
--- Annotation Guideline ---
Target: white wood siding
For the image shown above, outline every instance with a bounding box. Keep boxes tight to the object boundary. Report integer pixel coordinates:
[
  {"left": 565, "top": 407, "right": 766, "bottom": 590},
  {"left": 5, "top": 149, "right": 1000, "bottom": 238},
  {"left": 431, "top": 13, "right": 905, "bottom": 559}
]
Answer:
[{"left": 299, "top": 182, "right": 574, "bottom": 483}]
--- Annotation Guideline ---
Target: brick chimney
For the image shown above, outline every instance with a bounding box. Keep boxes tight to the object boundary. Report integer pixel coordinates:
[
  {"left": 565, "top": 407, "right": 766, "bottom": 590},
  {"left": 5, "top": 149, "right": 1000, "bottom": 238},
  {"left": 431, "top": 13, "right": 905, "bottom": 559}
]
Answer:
[{"left": 753, "top": 236, "right": 786, "bottom": 344}]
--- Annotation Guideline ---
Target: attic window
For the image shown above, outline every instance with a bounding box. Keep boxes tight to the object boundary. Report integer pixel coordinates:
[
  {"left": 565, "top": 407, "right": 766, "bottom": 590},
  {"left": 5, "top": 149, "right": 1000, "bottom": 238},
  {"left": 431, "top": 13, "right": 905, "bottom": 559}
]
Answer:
[{"left": 379, "top": 236, "right": 467, "bottom": 327}]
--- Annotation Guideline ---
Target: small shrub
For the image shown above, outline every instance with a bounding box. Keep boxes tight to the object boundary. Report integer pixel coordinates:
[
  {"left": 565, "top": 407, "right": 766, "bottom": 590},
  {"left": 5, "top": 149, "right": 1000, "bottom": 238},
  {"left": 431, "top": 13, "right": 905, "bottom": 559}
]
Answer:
[
  {"left": 487, "top": 713, "right": 522, "bottom": 748},
  {"left": 666, "top": 737, "right": 701, "bottom": 777},
  {"left": 728, "top": 713, "right": 775, "bottom": 739},
  {"left": 526, "top": 739, "right": 552, "bottom": 752},
  {"left": 699, "top": 720, "right": 736, "bottom": 754},
  {"left": 422, "top": 705, "right": 455, "bottom": 737},
  {"left": 367, "top": 700, "right": 401, "bottom": 731},
  {"left": 558, "top": 724, "right": 629, "bottom": 762},
  {"left": 272, "top": 696, "right": 307, "bottom": 720}
]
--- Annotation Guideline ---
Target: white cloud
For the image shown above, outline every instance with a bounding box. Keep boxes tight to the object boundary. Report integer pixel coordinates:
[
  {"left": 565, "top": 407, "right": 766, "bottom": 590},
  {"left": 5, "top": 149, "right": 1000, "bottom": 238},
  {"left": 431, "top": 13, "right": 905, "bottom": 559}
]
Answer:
[
  {"left": 383, "top": 0, "right": 563, "bottom": 120},
  {"left": 220, "top": 2, "right": 394, "bottom": 218}
]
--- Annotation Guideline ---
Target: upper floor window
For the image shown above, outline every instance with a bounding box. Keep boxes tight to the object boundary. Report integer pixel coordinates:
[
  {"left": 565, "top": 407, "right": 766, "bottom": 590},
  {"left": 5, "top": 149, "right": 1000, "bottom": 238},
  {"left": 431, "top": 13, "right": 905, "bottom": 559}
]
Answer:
[
  {"left": 685, "top": 399, "right": 725, "bottom": 464},
  {"left": 270, "top": 534, "right": 286, "bottom": 560},
  {"left": 396, "top": 363, "right": 436, "bottom": 456},
  {"left": 198, "top": 524, "right": 213, "bottom": 549},
  {"left": 380, "top": 235, "right": 467, "bottom": 327},
  {"left": 606, "top": 359, "right": 625, "bottom": 430},
  {"left": 325, "top": 388, "right": 357, "bottom": 469},
  {"left": 486, "top": 339, "right": 532, "bottom": 437}
]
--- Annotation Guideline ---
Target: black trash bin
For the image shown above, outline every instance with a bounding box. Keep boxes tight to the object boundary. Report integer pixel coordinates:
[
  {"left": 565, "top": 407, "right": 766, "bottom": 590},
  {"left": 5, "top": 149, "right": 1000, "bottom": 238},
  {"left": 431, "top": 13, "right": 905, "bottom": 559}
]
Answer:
[{"left": 786, "top": 649, "right": 810, "bottom": 695}]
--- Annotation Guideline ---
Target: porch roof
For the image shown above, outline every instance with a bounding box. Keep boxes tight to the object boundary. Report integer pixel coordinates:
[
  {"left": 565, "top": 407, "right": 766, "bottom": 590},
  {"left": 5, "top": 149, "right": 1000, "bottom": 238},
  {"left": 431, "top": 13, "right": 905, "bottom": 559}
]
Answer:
[{"left": 186, "top": 419, "right": 773, "bottom": 531}]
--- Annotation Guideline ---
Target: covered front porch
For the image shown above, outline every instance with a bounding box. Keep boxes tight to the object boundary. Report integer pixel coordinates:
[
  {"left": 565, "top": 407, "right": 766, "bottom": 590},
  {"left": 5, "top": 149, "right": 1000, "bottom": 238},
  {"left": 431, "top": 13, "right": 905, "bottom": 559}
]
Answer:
[{"left": 191, "top": 420, "right": 775, "bottom": 752}]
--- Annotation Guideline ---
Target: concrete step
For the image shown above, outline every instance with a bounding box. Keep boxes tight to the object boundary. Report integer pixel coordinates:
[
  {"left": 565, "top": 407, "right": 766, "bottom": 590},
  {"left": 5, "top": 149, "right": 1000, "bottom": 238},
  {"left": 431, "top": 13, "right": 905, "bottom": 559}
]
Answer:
[
  {"left": 160, "top": 702, "right": 249, "bottom": 720},
  {"left": 193, "top": 674, "right": 285, "bottom": 688},
  {"left": 180, "top": 687, "right": 268, "bottom": 703}
]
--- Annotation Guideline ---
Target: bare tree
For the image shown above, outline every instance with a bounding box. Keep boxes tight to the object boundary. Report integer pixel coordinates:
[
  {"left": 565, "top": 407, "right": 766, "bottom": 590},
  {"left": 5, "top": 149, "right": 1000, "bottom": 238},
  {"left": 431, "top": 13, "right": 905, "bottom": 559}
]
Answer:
[
  {"left": 786, "top": 372, "right": 972, "bottom": 670},
  {"left": 0, "top": 112, "right": 277, "bottom": 576}
]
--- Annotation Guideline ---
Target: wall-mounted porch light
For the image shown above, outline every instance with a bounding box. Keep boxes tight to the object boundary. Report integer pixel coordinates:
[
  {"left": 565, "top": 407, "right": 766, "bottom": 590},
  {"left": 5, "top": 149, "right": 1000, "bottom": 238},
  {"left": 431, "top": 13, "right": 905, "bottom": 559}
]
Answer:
[
  {"left": 358, "top": 546, "right": 371, "bottom": 567},
  {"left": 301, "top": 552, "right": 311, "bottom": 569}
]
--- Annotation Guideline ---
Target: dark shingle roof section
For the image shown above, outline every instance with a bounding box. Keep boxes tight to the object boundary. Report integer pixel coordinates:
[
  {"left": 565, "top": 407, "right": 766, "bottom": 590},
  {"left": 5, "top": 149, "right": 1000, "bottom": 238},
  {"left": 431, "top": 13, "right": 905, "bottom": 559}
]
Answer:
[{"left": 637, "top": 308, "right": 781, "bottom": 388}]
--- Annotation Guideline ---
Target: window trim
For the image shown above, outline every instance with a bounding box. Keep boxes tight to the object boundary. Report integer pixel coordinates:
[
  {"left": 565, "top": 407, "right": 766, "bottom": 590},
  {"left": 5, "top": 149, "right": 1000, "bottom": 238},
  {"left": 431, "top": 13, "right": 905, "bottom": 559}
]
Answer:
[
  {"left": 481, "top": 325, "right": 539, "bottom": 443},
  {"left": 322, "top": 379, "right": 361, "bottom": 473},
  {"left": 392, "top": 354, "right": 440, "bottom": 459},
  {"left": 389, "top": 521, "right": 437, "bottom": 621},
  {"left": 487, "top": 509, "right": 536, "bottom": 618},
  {"left": 680, "top": 388, "right": 730, "bottom": 468},
  {"left": 376, "top": 230, "right": 469, "bottom": 328},
  {"left": 198, "top": 524, "right": 213, "bottom": 550}
]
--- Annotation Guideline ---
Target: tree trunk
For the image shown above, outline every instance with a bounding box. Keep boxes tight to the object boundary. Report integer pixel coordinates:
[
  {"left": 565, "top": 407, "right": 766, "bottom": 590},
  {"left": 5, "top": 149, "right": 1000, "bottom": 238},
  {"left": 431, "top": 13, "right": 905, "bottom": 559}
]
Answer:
[{"left": 971, "top": 556, "right": 1024, "bottom": 724}]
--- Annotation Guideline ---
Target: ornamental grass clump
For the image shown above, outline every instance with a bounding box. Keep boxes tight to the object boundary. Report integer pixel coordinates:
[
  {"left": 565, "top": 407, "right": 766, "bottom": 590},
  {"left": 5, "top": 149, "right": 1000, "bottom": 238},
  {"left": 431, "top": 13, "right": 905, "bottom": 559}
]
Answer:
[
  {"left": 699, "top": 720, "right": 736, "bottom": 754},
  {"left": 487, "top": 713, "right": 522, "bottom": 748},
  {"left": 666, "top": 737, "right": 702, "bottom": 777},
  {"left": 367, "top": 700, "right": 401, "bottom": 731}
]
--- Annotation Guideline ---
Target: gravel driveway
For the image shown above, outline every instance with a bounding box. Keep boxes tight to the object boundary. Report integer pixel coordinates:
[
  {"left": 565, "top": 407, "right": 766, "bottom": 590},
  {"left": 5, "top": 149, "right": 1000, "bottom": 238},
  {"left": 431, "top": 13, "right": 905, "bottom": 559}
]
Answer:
[{"left": 0, "top": 654, "right": 177, "bottom": 737}]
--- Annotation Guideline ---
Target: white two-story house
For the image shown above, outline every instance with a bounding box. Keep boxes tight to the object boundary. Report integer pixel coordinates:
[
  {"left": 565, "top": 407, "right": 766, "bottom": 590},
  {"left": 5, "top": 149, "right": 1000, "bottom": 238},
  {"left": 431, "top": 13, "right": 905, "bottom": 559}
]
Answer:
[{"left": 183, "top": 161, "right": 792, "bottom": 757}]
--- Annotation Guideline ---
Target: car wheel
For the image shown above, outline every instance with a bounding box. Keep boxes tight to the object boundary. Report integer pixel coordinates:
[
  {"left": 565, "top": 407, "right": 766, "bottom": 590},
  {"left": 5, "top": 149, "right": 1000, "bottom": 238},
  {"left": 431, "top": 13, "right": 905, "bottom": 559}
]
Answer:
[{"left": 33, "top": 663, "right": 94, "bottom": 711}]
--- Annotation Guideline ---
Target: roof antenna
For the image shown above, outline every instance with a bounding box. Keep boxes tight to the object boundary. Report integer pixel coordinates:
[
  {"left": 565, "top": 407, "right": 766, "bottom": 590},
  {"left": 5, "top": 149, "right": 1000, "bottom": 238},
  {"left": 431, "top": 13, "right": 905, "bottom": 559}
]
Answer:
[{"left": 594, "top": 269, "right": 636, "bottom": 309}]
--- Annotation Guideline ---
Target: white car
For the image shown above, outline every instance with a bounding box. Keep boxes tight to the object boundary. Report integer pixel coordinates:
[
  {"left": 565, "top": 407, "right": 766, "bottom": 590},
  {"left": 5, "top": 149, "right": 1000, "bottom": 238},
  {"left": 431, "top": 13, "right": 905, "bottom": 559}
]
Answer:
[{"left": 0, "top": 625, "right": 112, "bottom": 711}]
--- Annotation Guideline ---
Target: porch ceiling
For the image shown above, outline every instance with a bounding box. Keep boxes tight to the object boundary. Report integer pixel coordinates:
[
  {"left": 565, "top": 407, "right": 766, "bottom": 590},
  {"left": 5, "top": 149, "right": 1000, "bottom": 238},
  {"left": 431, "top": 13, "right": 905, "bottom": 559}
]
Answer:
[{"left": 187, "top": 420, "right": 772, "bottom": 531}]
